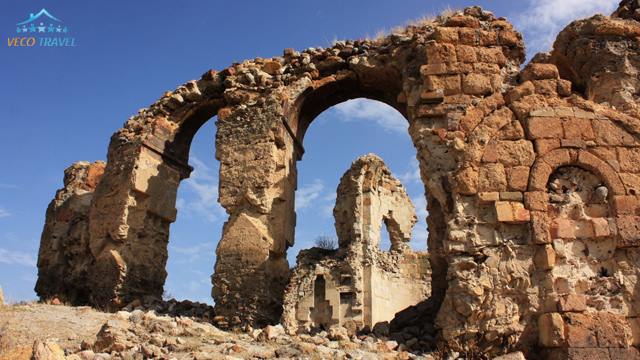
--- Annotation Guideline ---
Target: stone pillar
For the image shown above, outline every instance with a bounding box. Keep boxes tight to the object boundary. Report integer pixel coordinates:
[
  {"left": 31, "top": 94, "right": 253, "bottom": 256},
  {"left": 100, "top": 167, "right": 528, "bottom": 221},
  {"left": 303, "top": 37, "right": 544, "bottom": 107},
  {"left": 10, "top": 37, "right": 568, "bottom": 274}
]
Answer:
[
  {"left": 87, "top": 140, "right": 189, "bottom": 309},
  {"left": 212, "top": 101, "right": 297, "bottom": 326},
  {"left": 36, "top": 161, "right": 105, "bottom": 304}
]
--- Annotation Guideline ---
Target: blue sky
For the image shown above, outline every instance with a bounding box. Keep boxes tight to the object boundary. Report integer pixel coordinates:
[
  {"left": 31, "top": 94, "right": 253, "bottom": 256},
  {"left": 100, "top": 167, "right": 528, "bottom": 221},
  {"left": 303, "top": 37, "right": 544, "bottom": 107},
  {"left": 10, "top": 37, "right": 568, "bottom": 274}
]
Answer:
[{"left": 0, "top": 0, "right": 619, "bottom": 304}]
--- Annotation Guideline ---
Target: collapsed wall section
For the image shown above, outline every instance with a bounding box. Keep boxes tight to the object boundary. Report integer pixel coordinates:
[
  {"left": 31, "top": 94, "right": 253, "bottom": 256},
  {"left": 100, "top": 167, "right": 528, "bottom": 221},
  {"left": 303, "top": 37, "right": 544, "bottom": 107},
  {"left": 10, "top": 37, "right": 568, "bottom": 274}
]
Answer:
[
  {"left": 282, "top": 155, "right": 430, "bottom": 333},
  {"left": 36, "top": 161, "right": 105, "bottom": 304}
]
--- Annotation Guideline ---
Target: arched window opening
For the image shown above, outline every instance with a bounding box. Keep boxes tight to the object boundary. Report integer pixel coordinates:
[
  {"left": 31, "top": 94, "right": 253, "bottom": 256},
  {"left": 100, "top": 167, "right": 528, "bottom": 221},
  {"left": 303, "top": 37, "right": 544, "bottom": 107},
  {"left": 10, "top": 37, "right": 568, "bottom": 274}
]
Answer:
[{"left": 546, "top": 166, "right": 618, "bottom": 313}]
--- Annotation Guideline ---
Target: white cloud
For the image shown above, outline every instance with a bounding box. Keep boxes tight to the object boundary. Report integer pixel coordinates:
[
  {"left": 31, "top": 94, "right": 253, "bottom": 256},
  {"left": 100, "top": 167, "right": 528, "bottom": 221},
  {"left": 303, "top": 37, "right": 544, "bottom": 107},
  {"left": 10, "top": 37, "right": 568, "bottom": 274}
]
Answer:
[
  {"left": 296, "top": 179, "right": 325, "bottom": 211},
  {"left": 169, "top": 241, "right": 217, "bottom": 263},
  {"left": 332, "top": 99, "right": 408, "bottom": 133},
  {"left": 0, "top": 248, "right": 36, "bottom": 267},
  {"left": 516, "top": 0, "right": 618, "bottom": 55},
  {"left": 397, "top": 158, "right": 421, "bottom": 185},
  {"left": 177, "top": 156, "right": 225, "bottom": 222},
  {"left": 412, "top": 195, "right": 428, "bottom": 218},
  {"left": 0, "top": 207, "right": 10, "bottom": 218}
]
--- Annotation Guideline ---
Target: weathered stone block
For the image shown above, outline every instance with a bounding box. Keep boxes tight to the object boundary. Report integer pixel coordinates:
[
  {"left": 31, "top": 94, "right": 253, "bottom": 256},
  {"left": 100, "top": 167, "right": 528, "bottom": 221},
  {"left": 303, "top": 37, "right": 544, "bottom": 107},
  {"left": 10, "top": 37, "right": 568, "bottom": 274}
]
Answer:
[
  {"left": 456, "top": 166, "right": 479, "bottom": 195},
  {"left": 525, "top": 116, "right": 563, "bottom": 139},
  {"left": 495, "top": 201, "right": 530, "bottom": 223},
  {"left": 538, "top": 312, "right": 565, "bottom": 347},
  {"left": 562, "top": 118, "right": 595, "bottom": 140},
  {"left": 525, "top": 191, "right": 548, "bottom": 211},
  {"left": 596, "top": 313, "right": 633, "bottom": 348},
  {"left": 534, "top": 245, "right": 555, "bottom": 270},
  {"left": 535, "top": 139, "right": 561, "bottom": 155},
  {"left": 557, "top": 294, "right": 586, "bottom": 312},
  {"left": 462, "top": 73, "right": 493, "bottom": 96},
  {"left": 483, "top": 140, "right": 536, "bottom": 166},
  {"left": 609, "top": 348, "right": 640, "bottom": 360},
  {"left": 561, "top": 139, "right": 587, "bottom": 149},
  {"left": 507, "top": 166, "right": 530, "bottom": 191},
  {"left": 500, "top": 191, "right": 523, "bottom": 201},
  {"left": 420, "top": 63, "right": 448, "bottom": 76},
  {"left": 531, "top": 211, "right": 552, "bottom": 244},
  {"left": 564, "top": 313, "right": 598, "bottom": 347},
  {"left": 476, "top": 47, "right": 506, "bottom": 65},
  {"left": 444, "top": 15, "right": 481, "bottom": 28},
  {"left": 478, "top": 163, "right": 507, "bottom": 192},
  {"left": 591, "top": 218, "right": 611, "bottom": 237},
  {"left": 617, "top": 216, "right": 640, "bottom": 247},
  {"left": 551, "top": 218, "right": 576, "bottom": 239},
  {"left": 433, "top": 27, "right": 459, "bottom": 43},
  {"left": 456, "top": 45, "right": 477, "bottom": 63},
  {"left": 426, "top": 41, "right": 457, "bottom": 64},
  {"left": 613, "top": 195, "right": 639, "bottom": 215},
  {"left": 521, "top": 63, "right": 560, "bottom": 82},
  {"left": 478, "top": 192, "right": 499, "bottom": 203},
  {"left": 574, "top": 220, "right": 595, "bottom": 239}
]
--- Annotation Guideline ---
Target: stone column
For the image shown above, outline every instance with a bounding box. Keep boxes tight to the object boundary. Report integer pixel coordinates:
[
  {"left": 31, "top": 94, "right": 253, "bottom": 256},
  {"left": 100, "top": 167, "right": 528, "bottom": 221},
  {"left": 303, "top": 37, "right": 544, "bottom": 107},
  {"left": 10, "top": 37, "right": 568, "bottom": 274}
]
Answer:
[
  {"left": 87, "top": 138, "right": 190, "bottom": 309},
  {"left": 212, "top": 101, "right": 297, "bottom": 326}
]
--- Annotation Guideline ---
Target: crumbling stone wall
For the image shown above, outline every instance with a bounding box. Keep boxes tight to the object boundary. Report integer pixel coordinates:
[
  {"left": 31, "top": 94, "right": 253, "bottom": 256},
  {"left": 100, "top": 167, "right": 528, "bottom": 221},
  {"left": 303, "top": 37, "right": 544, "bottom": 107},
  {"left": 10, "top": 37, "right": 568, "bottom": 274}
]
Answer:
[
  {"left": 282, "top": 155, "right": 431, "bottom": 333},
  {"left": 36, "top": 2, "right": 640, "bottom": 358},
  {"left": 552, "top": 0, "right": 640, "bottom": 120},
  {"left": 36, "top": 161, "right": 105, "bottom": 304}
]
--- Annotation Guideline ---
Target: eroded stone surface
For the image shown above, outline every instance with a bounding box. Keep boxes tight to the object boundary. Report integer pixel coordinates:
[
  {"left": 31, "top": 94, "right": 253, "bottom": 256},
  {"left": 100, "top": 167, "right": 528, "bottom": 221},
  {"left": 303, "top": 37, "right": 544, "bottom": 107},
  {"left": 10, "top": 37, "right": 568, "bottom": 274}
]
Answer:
[{"left": 36, "top": 161, "right": 105, "bottom": 305}]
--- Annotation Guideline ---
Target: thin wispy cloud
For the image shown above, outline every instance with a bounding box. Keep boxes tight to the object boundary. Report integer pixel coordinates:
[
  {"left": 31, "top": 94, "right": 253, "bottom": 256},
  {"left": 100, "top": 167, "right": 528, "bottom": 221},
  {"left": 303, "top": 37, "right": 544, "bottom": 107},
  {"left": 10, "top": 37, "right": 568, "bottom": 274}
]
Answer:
[
  {"left": 0, "top": 183, "right": 18, "bottom": 190},
  {"left": 412, "top": 195, "right": 428, "bottom": 219},
  {"left": 169, "top": 241, "right": 217, "bottom": 263},
  {"left": 333, "top": 99, "right": 408, "bottom": 133},
  {"left": 397, "top": 158, "right": 421, "bottom": 185},
  {"left": 0, "top": 207, "right": 10, "bottom": 218},
  {"left": 515, "top": 0, "right": 618, "bottom": 55},
  {"left": 176, "top": 156, "right": 225, "bottom": 222},
  {"left": 296, "top": 179, "right": 325, "bottom": 211},
  {"left": 0, "top": 248, "right": 36, "bottom": 267}
]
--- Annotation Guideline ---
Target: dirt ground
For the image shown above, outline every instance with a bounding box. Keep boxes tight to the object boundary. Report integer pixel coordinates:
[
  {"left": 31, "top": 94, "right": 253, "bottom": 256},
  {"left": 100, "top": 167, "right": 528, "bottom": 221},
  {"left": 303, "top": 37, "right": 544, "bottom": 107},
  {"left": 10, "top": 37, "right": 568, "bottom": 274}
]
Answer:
[{"left": 0, "top": 303, "right": 115, "bottom": 359}]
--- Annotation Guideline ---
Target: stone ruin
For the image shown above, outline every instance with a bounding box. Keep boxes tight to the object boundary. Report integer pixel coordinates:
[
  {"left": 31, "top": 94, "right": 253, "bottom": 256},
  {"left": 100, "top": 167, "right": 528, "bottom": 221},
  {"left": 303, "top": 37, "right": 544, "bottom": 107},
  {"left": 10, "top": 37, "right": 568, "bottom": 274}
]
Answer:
[
  {"left": 35, "top": 1, "right": 640, "bottom": 358},
  {"left": 282, "top": 154, "right": 431, "bottom": 333}
]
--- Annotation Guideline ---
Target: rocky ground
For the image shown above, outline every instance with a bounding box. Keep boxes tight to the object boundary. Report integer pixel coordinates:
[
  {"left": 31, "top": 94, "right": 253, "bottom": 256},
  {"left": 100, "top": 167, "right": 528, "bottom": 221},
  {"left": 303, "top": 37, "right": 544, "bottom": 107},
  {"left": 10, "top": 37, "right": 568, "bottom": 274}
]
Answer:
[{"left": 0, "top": 301, "right": 452, "bottom": 360}]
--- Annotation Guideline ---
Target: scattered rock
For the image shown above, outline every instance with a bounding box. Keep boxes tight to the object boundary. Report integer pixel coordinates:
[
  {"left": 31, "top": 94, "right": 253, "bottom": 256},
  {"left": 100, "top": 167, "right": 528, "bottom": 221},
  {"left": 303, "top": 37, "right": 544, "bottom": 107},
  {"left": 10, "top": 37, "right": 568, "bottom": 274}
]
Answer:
[
  {"left": 31, "top": 340, "right": 65, "bottom": 360},
  {"left": 261, "top": 324, "right": 285, "bottom": 340},
  {"left": 493, "top": 352, "right": 526, "bottom": 360},
  {"left": 328, "top": 326, "right": 350, "bottom": 341}
]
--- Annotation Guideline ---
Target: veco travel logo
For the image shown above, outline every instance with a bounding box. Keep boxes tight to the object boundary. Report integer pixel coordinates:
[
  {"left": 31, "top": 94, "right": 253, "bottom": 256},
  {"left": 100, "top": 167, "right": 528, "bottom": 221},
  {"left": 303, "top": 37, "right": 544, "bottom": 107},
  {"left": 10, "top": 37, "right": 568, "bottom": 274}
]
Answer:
[{"left": 7, "top": 9, "right": 77, "bottom": 47}]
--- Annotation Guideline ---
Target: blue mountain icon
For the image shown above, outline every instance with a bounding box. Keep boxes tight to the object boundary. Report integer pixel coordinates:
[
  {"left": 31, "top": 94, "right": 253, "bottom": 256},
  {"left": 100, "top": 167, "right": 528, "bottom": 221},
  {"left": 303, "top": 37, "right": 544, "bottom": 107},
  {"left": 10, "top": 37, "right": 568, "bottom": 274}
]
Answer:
[{"left": 17, "top": 9, "right": 61, "bottom": 26}]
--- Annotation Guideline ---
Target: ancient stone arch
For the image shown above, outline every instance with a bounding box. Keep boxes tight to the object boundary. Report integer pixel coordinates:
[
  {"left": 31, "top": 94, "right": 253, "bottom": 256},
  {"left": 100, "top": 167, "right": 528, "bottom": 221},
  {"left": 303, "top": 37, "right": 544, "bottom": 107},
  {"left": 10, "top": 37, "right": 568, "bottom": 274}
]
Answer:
[{"left": 37, "top": 2, "right": 640, "bottom": 357}]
